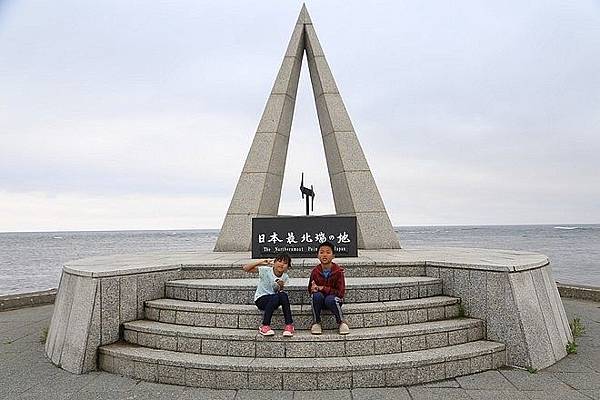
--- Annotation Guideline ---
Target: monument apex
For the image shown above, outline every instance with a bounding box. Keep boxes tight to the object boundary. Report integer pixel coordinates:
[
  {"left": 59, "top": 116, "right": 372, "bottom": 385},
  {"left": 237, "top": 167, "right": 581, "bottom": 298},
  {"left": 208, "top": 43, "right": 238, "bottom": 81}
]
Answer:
[{"left": 215, "top": 5, "right": 401, "bottom": 251}]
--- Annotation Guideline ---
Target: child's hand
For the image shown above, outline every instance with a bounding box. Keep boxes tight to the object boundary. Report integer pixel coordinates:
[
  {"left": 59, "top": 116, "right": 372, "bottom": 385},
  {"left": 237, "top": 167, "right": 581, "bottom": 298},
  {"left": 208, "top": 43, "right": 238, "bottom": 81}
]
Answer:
[
  {"left": 275, "top": 279, "right": 285, "bottom": 291},
  {"left": 242, "top": 258, "right": 274, "bottom": 273},
  {"left": 310, "top": 280, "right": 318, "bottom": 293}
]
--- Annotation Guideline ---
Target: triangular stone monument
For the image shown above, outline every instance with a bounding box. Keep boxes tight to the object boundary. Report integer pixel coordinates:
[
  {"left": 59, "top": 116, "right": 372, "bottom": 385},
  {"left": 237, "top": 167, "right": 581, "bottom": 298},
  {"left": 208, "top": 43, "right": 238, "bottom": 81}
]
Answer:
[{"left": 215, "top": 5, "right": 401, "bottom": 251}]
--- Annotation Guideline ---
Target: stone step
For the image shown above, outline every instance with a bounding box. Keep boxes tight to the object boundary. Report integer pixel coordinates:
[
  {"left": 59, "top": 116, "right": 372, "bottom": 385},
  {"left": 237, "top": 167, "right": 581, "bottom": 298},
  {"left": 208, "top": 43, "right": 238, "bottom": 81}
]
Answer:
[
  {"left": 99, "top": 340, "right": 506, "bottom": 389},
  {"left": 146, "top": 296, "right": 461, "bottom": 329},
  {"left": 179, "top": 263, "right": 426, "bottom": 280},
  {"left": 123, "top": 318, "right": 484, "bottom": 358},
  {"left": 165, "top": 276, "right": 443, "bottom": 305}
]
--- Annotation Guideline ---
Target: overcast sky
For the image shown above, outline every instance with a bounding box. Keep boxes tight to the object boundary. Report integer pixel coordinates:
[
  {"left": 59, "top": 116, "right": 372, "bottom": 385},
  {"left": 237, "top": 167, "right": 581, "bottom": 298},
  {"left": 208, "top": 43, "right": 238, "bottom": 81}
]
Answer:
[{"left": 1, "top": 0, "right": 599, "bottom": 232}]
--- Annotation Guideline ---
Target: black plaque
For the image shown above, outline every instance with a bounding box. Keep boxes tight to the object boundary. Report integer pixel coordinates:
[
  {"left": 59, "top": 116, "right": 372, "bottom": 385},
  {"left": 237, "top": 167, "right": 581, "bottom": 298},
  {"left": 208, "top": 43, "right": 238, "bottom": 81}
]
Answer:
[{"left": 252, "top": 215, "right": 358, "bottom": 258}]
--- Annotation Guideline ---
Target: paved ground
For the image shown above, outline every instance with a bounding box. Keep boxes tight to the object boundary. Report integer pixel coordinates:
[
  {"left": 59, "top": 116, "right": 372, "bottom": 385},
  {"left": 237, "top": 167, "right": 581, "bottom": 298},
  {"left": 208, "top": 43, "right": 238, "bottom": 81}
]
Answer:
[{"left": 1, "top": 298, "right": 598, "bottom": 400}]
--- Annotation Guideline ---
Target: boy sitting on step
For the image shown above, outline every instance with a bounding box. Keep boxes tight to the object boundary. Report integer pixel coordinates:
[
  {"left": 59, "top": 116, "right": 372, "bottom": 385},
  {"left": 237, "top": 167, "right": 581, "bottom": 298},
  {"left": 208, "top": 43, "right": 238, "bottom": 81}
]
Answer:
[
  {"left": 243, "top": 253, "right": 295, "bottom": 337},
  {"left": 308, "top": 242, "right": 349, "bottom": 335}
]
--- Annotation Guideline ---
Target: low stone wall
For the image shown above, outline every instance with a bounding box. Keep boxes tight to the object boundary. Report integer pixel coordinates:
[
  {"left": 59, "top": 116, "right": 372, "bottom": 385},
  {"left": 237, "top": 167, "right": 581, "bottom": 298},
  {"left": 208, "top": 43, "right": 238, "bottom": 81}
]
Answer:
[
  {"left": 0, "top": 289, "right": 57, "bottom": 311},
  {"left": 557, "top": 283, "right": 600, "bottom": 303}
]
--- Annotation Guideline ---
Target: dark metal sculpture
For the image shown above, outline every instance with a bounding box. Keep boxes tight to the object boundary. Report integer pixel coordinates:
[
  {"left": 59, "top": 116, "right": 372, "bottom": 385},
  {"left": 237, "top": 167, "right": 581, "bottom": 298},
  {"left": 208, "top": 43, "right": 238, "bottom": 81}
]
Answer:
[{"left": 300, "top": 173, "right": 315, "bottom": 216}]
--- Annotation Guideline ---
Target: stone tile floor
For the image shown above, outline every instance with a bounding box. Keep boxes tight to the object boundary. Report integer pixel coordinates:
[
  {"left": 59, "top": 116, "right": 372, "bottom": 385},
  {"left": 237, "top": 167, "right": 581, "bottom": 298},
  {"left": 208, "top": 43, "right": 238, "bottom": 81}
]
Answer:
[{"left": 1, "top": 298, "right": 598, "bottom": 399}]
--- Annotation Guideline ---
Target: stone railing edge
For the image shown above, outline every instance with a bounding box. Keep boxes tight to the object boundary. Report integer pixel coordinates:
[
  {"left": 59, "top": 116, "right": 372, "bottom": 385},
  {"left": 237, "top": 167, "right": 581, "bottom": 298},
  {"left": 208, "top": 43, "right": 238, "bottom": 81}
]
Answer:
[{"left": 0, "top": 289, "right": 57, "bottom": 311}]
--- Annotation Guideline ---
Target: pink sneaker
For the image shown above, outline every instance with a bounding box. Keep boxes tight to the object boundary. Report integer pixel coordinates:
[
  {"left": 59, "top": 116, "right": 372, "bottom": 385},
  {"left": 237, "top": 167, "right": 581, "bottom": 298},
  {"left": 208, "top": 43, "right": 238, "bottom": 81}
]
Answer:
[
  {"left": 259, "top": 325, "right": 274, "bottom": 336},
  {"left": 283, "top": 324, "right": 295, "bottom": 337}
]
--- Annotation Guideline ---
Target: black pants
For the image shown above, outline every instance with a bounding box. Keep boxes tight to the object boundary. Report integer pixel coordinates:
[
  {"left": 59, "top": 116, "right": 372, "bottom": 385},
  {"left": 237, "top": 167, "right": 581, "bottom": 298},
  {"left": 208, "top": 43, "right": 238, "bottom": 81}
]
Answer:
[
  {"left": 311, "top": 292, "right": 343, "bottom": 324},
  {"left": 255, "top": 292, "right": 293, "bottom": 325}
]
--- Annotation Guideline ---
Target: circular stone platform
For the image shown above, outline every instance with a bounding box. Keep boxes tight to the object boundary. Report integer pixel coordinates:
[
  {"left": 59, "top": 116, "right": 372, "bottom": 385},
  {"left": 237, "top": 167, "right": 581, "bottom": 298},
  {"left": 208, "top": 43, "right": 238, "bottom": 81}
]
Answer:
[{"left": 46, "top": 246, "right": 571, "bottom": 387}]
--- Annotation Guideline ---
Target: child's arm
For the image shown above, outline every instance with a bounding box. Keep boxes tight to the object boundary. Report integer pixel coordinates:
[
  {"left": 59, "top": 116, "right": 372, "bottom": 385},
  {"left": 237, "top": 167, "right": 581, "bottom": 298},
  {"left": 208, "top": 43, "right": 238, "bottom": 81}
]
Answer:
[
  {"left": 308, "top": 270, "right": 318, "bottom": 293},
  {"left": 315, "top": 272, "right": 346, "bottom": 297},
  {"left": 309, "top": 270, "right": 334, "bottom": 295},
  {"left": 334, "top": 272, "right": 346, "bottom": 298},
  {"left": 242, "top": 259, "right": 272, "bottom": 273}
]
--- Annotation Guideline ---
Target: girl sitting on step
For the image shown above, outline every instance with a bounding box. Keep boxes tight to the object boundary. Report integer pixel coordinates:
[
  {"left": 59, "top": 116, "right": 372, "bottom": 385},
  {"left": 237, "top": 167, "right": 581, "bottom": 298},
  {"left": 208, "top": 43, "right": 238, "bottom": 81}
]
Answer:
[{"left": 243, "top": 253, "right": 295, "bottom": 337}]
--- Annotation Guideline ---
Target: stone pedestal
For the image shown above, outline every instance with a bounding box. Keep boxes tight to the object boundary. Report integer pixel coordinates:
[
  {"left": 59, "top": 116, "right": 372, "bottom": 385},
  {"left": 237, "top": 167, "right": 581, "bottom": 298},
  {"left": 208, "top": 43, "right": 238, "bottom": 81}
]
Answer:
[{"left": 46, "top": 247, "right": 571, "bottom": 374}]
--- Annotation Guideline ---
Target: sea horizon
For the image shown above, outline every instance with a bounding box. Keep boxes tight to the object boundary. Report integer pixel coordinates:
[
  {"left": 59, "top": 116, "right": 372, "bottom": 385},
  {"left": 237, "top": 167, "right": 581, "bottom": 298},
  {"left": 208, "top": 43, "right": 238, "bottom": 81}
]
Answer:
[{"left": 2, "top": 222, "right": 599, "bottom": 235}]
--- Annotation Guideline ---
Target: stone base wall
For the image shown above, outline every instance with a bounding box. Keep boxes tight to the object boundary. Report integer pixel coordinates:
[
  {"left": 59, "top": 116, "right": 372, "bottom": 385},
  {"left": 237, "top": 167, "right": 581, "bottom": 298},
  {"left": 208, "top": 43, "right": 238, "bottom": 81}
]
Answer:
[
  {"left": 426, "top": 264, "right": 572, "bottom": 369},
  {"left": 44, "top": 248, "right": 573, "bottom": 374},
  {"left": 45, "top": 268, "right": 181, "bottom": 374}
]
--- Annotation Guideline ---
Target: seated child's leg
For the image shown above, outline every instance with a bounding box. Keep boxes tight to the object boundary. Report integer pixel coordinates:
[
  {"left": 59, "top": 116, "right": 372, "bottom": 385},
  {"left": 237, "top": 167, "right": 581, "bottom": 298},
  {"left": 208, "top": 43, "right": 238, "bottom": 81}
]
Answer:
[
  {"left": 255, "top": 295, "right": 269, "bottom": 310},
  {"left": 256, "top": 294, "right": 281, "bottom": 325},
  {"left": 324, "top": 295, "right": 344, "bottom": 324},
  {"left": 311, "top": 291, "right": 325, "bottom": 323},
  {"left": 277, "top": 291, "right": 293, "bottom": 325}
]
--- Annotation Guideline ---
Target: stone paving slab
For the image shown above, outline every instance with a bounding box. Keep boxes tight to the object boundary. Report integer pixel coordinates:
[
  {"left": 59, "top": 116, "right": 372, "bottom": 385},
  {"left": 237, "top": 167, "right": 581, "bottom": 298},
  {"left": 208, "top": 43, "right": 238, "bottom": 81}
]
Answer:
[
  {"left": 581, "top": 389, "right": 600, "bottom": 400},
  {"left": 525, "top": 389, "right": 594, "bottom": 399},
  {"left": 234, "top": 390, "right": 294, "bottom": 400},
  {"left": 499, "top": 369, "right": 574, "bottom": 391},
  {"left": 352, "top": 387, "right": 411, "bottom": 399},
  {"left": 466, "top": 389, "right": 530, "bottom": 399},
  {"left": 408, "top": 386, "right": 471, "bottom": 399},
  {"left": 455, "top": 370, "right": 516, "bottom": 390},
  {"left": 1, "top": 297, "right": 599, "bottom": 399}
]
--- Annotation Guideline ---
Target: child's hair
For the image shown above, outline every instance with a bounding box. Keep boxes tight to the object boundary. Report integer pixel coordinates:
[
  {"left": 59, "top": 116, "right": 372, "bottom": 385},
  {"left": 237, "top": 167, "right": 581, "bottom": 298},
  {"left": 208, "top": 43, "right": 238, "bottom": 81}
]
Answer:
[
  {"left": 317, "top": 241, "right": 335, "bottom": 254},
  {"left": 274, "top": 252, "right": 292, "bottom": 269}
]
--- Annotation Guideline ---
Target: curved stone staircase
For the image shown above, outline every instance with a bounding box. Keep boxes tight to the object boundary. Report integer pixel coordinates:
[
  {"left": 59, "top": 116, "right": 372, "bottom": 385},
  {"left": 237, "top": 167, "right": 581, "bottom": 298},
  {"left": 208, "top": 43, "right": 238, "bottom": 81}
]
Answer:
[{"left": 98, "top": 272, "right": 506, "bottom": 389}]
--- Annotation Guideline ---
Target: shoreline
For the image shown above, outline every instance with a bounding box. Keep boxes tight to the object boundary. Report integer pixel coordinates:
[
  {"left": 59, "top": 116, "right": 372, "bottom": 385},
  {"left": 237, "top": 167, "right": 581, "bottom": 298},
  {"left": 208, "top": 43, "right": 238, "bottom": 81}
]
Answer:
[{"left": 1, "top": 282, "right": 598, "bottom": 312}]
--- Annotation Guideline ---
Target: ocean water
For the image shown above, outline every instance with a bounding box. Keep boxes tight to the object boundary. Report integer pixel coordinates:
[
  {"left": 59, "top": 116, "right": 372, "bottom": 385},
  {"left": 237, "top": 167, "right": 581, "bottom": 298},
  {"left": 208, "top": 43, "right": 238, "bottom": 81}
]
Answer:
[{"left": 0, "top": 225, "right": 598, "bottom": 295}]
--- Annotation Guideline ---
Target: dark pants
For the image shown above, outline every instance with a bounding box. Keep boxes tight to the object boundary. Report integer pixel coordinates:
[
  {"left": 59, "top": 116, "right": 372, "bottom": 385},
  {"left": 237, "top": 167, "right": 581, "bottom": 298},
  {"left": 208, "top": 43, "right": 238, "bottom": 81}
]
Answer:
[
  {"left": 311, "top": 292, "right": 343, "bottom": 324},
  {"left": 255, "top": 292, "right": 293, "bottom": 325}
]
